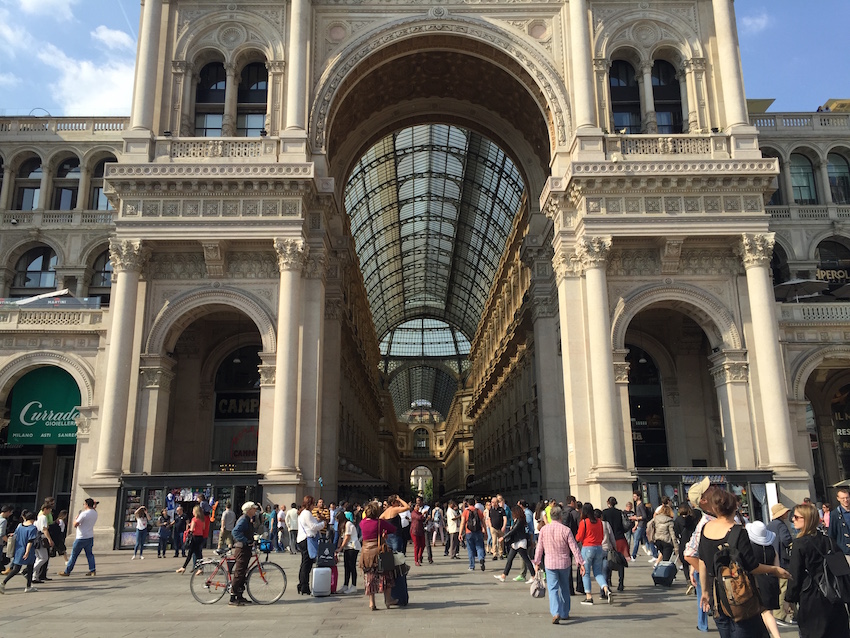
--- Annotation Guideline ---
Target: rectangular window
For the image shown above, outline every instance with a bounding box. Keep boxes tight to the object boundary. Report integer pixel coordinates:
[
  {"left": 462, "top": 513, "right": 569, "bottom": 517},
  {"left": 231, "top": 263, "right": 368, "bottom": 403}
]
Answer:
[
  {"left": 655, "top": 110, "right": 683, "bottom": 134},
  {"left": 90, "top": 187, "right": 114, "bottom": 210},
  {"left": 613, "top": 111, "right": 642, "bottom": 135},
  {"left": 53, "top": 187, "right": 77, "bottom": 210},
  {"left": 236, "top": 113, "right": 266, "bottom": 137},
  {"left": 195, "top": 113, "right": 223, "bottom": 137},
  {"left": 15, "top": 187, "right": 40, "bottom": 210}
]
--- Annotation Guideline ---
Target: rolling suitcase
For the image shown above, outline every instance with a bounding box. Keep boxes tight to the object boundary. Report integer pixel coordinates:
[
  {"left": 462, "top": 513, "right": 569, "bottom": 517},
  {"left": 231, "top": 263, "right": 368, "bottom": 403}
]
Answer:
[
  {"left": 311, "top": 566, "right": 332, "bottom": 597},
  {"left": 651, "top": 560, "right": 677, "bottom": 587}
]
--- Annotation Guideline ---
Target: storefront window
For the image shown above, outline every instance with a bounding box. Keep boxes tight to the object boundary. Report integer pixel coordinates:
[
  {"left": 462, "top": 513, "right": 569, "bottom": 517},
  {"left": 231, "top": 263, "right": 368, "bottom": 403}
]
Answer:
[
  {"left": 212, "top": 345, "right": 261, "bottom": 471},
  {"left": 627, "top": 344, "right": 669, "bottom": 467}
]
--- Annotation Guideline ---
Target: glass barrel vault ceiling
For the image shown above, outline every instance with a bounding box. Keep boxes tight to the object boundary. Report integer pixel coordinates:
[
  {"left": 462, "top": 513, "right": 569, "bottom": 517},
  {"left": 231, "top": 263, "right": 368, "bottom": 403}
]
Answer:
[{"left": 344, "top": 124, "right": 525, "bottom": 419}]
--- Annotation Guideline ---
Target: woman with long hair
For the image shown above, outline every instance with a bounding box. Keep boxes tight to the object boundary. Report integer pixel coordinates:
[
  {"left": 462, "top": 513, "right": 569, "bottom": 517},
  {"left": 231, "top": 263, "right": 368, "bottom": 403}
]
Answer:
[
  {"left": 379, "top": 494, "right": 411, "bottom": 554},
  {"left": 132, "top": 506, "right": 149, "bottom": 560},
  {"left": 296, "top": 495, "right": 325, "bottom": 595},
  {"left": 785, "top": 503, "right": 850, "bottom": 638},
  {"left": 175, "top": 505, "right": 206, "bottom": 573},
  {"left": 494, "top": 505, "right": 536, "bottom": 583},
  {"left": 698, "top": 489, "right": 790, "bottom": 637},
  {"left": 575, "top": 502, "right": 613, "bottom": 605},
  {"left": 652, "top": 503, "right": 678, "bottom": 562},
  {"left": 358, "top": 500, "right": 399, "bottom": 610}
]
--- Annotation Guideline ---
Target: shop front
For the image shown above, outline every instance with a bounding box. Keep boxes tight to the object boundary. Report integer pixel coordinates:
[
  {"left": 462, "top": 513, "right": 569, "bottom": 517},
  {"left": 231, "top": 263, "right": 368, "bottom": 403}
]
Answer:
[
  {"left": 0, "top": 366, "right": 80, "bottom": 515},
  {"left": 115, "top": 473, "right": 262, "bottom": 550},
  {"left": 634, "top": 470, "right": 776, "bottom": 522}
]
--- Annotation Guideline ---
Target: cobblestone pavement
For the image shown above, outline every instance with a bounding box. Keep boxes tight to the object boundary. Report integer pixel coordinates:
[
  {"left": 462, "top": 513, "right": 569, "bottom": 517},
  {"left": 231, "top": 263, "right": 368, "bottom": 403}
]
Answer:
[{"left": 0, "top": 547, "right": 799, "bottom": 637}]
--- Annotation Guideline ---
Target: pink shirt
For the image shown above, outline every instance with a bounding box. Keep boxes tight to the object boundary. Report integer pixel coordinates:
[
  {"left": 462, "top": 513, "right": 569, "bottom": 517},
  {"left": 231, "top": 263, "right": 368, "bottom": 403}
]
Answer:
[{"left": 533, "top": 521, "right": 585, "bottom": 571}]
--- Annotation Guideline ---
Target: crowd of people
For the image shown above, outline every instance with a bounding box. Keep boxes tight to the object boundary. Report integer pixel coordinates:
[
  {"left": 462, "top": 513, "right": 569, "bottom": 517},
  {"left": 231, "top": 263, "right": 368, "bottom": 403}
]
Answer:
[{"left": 3, "top": 484, "right": 850, "bottom": 638}]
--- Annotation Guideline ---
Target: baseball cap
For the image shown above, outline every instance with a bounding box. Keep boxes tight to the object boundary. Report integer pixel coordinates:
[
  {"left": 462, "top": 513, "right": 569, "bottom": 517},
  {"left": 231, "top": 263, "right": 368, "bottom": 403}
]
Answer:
[
  {"left": 242, "top": 501, "right": 258, "bottom": 513},
  {"left": 687, "top": 476, "right": 711, "bottom": 506}
]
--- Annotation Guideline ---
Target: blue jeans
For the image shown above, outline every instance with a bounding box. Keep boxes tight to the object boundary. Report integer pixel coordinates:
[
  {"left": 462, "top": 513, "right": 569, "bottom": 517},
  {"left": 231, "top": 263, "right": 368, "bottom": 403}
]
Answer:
[
  {"left": 545, "top": 568, "right": 572, "bottom": 619},
  {"left": 696, "top": 575, "right": 709, "bottom": 632},
  {"left": 465, "top": 532, "right": 485, "bottom": 569},
  {"left": 386, "top": 532, "right": 403, "bottom": 553},
  {"left": 134, "top": 529, "right": 148, "bottom": 556},
  {"left": 65, "top": 537, "right": 95, "bottom": 574},
  {"left": 580, "top": 545, "right": 609, "bottom": 594},
  {"left": 631, "top": 526, "right": 657, "bottom": 558}
]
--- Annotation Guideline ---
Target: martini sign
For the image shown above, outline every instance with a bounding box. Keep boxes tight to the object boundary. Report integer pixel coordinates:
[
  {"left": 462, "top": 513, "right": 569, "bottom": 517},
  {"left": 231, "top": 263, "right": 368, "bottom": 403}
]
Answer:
[{"left": 8, "top": 367, "right": 81, "bottom": 444}]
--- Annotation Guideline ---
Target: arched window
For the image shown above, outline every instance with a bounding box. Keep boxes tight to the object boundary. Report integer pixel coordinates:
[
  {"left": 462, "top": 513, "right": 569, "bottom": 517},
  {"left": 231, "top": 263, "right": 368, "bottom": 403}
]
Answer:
[
  {"left": 195, "top": 63, "right": 226, "bottom": 137},
  {"left": 652, "top": 60, "right": 683, "bottom": 134},
  {"left": 12, "top": 246, "right": 57, "bottom": 293},
  {"left": 828, "top": 154, "right": 850, "bottom": 205},
  {"left": 89, "top": 249, "right": 112, "bottom": 305},
  {"left": 790, "top": 153, "right": 818, "bottom": 204},
  {"left": 236, "top": 62, "right": 268, "bottom": 137},
  {"left": 610, "top": 60, "right": 641, "bottom": 134},
  {"left": 52, "top": 158, "right": 80, "bottom": 210},
  {"left": 14, "top": 158, "right": 42, "bottom": 210},
  {"left": 89, "top": 158, "right": 116, "bottom": 210}
]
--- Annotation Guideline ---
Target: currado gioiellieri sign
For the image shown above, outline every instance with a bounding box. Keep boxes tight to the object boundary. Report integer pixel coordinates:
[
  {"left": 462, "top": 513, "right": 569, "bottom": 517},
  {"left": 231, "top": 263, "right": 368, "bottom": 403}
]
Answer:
[{"left": 8, "top": 367, "right": 81, "bottom": 444}]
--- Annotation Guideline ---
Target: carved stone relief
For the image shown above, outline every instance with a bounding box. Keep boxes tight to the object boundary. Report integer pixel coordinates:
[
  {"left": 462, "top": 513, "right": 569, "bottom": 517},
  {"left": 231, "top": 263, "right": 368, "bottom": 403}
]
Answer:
[{"left": 147, "top": 253, "right": 207, "bottom": 280}]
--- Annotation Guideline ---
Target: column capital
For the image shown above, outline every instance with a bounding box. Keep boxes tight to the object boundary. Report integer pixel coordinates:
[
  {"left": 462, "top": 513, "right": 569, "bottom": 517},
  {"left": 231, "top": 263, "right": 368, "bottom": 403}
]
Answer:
[
  {"left": 273, "top": 238, "right": 308, "bottom": 272},
  {"left": 304, "top": 251, "right": 328, "bottom": 280},
  {"left": 139, "top": 366, "right": 176, "bottom": 389},
  {"left": 552, "top": 250, "right": 583, "bottom": 283},
  {"left": 593, "top": 58, "right": 610, "bottom": 72},
  {"left": 708, "top": 349, "right": 750, "bottom": 386},
  {"left": 736, "top": 232, "right": 775, "bottom": 269},
  {"left": 266, "top": 60, "right": 286, "bottom": 74},
  {"left": 639, "top": 60, "right": 654, "bottom": 75},
  {"left": 108, "top": 238, "right": 150, "bottom": 273},
  {"left": 577, "top": 236, "right": 612, "bottom": 269},
  {"left": 171, "top": 60, "right": 193, "bottom": 75}
]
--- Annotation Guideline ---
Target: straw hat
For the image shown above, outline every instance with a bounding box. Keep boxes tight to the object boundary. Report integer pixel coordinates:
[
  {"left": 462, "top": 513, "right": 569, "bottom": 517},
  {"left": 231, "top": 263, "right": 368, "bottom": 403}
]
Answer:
[
  {"left": 687, "top": 476, "right": 711, "bottom": 507},
  {"left": 770, "top": 503, "right": 790, "bottom": 520},
  {"left": 746, "top": 521, "right": 776, "bottom": 547}
]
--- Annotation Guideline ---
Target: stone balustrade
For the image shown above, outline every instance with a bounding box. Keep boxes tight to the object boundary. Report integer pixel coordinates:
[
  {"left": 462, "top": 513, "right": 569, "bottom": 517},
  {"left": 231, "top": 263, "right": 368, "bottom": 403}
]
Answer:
[
  {"left": 0, "top": 210, "right": 115, "bottom": 227},
  {"left": 605, "top": 133, "right": 718, "bottom": 159},
  {"left": 750, "top": 112, "right": 850, "bottom": 133},
  {"left": 156, "top": 137, "right": 279, "bottom": 162},
  {"left": 0, "top": 307, "right": 104, "bottom": 331},
  {"left": 779, "top": 302, "right": 850, "bottom": 324},
  {"left": 0, "top": 117, "right": 127, "bottom": 136},
  {"left": 767, "top": 205, "right": 850, "bottom": 221}
]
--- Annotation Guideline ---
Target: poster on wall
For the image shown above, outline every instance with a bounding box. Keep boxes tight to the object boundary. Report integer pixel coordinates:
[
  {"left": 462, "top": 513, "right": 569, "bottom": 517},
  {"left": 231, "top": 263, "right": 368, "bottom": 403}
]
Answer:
[{"left": 8, "top": 367, "right": 81, "bottom": 444}]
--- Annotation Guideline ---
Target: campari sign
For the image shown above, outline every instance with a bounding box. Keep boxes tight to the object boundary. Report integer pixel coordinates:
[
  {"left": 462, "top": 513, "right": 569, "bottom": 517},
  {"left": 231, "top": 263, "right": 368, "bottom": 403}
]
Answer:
[{"left": 8, "top": 367, "right": 81, "bottom": 445}]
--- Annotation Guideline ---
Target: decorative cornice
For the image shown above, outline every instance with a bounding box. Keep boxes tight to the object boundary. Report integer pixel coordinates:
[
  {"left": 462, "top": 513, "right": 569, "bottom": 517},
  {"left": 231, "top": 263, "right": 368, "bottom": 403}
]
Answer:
[
  {"left": 736, "top": 233, "right": 775, "bottom": 269},
  {"left": 273, "top": 238, "right": 308, "bottom": 272},
  {"left": 108, "top": 238, "right": 150, "bottom": 274}
]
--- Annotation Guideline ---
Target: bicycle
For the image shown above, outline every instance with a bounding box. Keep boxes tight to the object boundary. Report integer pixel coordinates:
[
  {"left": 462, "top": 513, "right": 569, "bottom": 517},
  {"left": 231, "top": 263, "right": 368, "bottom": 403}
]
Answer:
[{"left": 189, "top": 540, "right": 286, "bottom": 604}]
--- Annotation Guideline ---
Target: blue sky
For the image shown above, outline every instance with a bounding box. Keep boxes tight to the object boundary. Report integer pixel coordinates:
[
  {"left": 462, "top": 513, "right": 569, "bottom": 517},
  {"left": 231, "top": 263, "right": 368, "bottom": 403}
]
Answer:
[{"left": 0, "top": 0, "right": 847, "bottom": 117}]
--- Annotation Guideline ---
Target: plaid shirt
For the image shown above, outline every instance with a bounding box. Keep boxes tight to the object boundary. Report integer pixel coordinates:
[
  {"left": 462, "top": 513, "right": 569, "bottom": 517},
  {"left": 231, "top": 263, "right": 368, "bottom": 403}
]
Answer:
[
  {"left": 683, "top": 512, "right": 715, "bottom": 558},
  {"left": 533, "top": 520, "right": 585, "bottom": 570}
]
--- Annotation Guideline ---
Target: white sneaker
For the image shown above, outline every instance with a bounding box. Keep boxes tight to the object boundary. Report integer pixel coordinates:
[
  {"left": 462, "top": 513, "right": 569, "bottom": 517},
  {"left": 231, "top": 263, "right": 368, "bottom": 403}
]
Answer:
[
  {"left": 131, "top": 556, "right": 136, "bottom": 560},
  {"left": 140, "top": 556, "right": 145, "bottom": 560},
  {"left": 25, "top": 586, "right": 38, "bottom": 592}
]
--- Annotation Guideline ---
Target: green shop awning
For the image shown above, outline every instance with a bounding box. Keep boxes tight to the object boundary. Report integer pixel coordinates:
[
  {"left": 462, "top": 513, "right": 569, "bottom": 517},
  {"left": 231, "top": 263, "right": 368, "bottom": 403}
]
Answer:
[{"left": 8, "top": 367, "right": 80, "bottom": 444}]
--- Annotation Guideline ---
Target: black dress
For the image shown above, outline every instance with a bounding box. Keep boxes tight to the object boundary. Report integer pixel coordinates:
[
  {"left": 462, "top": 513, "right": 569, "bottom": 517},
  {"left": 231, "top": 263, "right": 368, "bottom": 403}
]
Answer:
[
  {"left": 785, "top": 532, "right": 850, "bottom": 638},
  {"left": 750, "top": 542, "right": 779, "bottom": 609}
]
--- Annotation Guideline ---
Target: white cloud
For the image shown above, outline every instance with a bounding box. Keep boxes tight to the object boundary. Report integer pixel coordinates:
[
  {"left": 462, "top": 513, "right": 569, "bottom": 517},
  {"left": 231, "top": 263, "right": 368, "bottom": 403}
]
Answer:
[
  {"left": 0, "top": 8, "right": 32, "bottom": 58},
  {"left": 18, "top": 0, "right": 78, "bottom": 20},
  {"left": 739, "top": 12, "right": 770, "bottom": 35},
  {"left": 0, "top": 71, "right": 20, "bottom": 87},
  {"left": 37, "top": 43, "right": 135, "bottom": 116},
  {"left": 91, "top": 25, "right": 135, "bottom": 51}
]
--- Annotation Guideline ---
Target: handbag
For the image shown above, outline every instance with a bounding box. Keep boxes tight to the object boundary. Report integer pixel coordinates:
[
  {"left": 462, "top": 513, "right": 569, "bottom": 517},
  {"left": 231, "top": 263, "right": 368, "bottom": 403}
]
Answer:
[
  {"left": 529, "top": 572, "right": 546, "bottom": 598},
  {"left": 607, "top": 549, "right": 627, "bottom": 568},
  {"left": 377, "top": 536, "right": 394, "bottom": 572}
]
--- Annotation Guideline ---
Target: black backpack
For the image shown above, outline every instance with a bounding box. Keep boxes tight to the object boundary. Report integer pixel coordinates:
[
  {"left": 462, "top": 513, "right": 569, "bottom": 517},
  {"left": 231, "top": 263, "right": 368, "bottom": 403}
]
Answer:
[
  {"left": 466, "top": 508, "right": 482, "bottom": 533},
  {"left": 811, "top": 535, "right": 850, "bottom": 604}
]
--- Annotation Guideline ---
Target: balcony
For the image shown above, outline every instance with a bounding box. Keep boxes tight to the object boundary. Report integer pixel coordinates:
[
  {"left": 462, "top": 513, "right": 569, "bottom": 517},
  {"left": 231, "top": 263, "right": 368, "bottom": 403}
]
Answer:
[
  {"left": 766, "top": 205, "right": 850, "bottom": 222},
  {"left": 750, "top": 112, "right": 850, "bottom": 136},
  {"left": 0, "top": 307, "right": 104, "bottom": 332},
  {"left": 0, "top": 210, "right": 115, "bottom": 228},
  {"left": 604, "top": 133, "right": 722, "bottom": 160},
  {"left": 779, "top": 302, "right": 850, "bottom": 325},
  {"left": 0, "top": 116, "right": 127, "bottom": 140}
]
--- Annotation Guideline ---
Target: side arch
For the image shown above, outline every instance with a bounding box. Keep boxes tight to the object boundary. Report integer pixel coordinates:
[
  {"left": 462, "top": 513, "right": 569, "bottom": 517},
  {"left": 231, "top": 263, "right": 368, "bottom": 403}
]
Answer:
[
  {"left": 174, "top": 10, "right": 286, "bottom": 65},
  {"left": 594, "top": 8, "right": 703, "bottom": 62},
  {"left": 310, "top": 13, "right": 572, "bottom": 154},
  {"left": 0, "top": 351, "right": 95, "bottom": 407},
  {"left": 611, "top": 282, "right": 742, "bottom": 351},
  {"left": 145, "top": 287, "right": 277, "bottom": 356},
  {"left": 805, "top": 230, "right": 850, "bottom": 262},
  {"left": 791, "top": 345, "right": 850, "bottom": 401}
]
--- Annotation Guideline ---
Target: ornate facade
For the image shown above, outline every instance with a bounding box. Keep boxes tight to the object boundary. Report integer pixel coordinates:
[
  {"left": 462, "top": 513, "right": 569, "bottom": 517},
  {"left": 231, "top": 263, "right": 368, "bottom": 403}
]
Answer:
[{"left": 0, "top": 0, "right": 845, "bottom": 546}]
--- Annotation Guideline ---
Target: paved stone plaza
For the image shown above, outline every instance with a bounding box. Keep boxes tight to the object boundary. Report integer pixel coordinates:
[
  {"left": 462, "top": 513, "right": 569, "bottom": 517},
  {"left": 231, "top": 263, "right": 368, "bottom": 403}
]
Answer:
[{"left": 0, "top": 549, "right": 799, "bottom": 637}]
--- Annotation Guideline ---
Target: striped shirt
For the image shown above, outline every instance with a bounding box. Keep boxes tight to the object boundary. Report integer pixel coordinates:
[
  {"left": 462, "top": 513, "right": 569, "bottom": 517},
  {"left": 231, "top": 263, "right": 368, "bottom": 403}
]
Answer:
[
  {"left": 533, "top": 520, "right": 585, "bottom": 570},
  {"left": 684, "top": 512, "right": 715, "bottom": 558}
]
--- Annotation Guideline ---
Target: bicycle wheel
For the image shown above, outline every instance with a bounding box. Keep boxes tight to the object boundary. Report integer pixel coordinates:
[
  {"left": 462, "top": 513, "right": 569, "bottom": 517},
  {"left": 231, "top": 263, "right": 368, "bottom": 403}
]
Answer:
[
  {"left": 246, "top": 561, "right": 286, "bottom": 604},
  {"left": 189, "top": 560, "right": 230, "bottom": 604}
]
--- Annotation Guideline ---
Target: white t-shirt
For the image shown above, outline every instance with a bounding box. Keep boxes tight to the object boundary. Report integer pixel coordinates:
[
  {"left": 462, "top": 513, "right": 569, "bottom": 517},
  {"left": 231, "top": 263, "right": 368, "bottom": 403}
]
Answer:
[
  {"left": 285, "top": 508, "right": 298, "bottom": 531},
  {"left": 277, "top": 509, "right": 287, "bottom": 529},
  {"left": 446, "top": 507, "right": 460, "bottom": 533},
  {"left": 342, "top": 521, "right": 361, "bottom": 550},
  {"left": 75, "top": 509, "right": 98, "bottom": 540},
  {"left": 136, "top": 516, "right": 148, "bottom": 531},
  {"left": 36, "top": 513, "right": 49, "bottom": 533},
  {"left": 399, "top": 510, "right": 411, "bottom": 528}
]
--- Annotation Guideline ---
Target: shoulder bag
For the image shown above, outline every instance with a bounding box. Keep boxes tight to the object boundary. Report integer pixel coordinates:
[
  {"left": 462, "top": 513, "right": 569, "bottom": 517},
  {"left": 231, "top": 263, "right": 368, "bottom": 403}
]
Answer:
[
  {"left": 529, "top": 572, "right": 546, "bottom": 598},
  {"left": 377, "top": 532, "right": 394, "bottom": 572}
]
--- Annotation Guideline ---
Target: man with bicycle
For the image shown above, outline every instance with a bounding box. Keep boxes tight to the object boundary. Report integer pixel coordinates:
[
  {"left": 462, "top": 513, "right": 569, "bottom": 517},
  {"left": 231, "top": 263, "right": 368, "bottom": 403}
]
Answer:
[{"left": 230, "top": 501, "right": 258, "bottom": 607}]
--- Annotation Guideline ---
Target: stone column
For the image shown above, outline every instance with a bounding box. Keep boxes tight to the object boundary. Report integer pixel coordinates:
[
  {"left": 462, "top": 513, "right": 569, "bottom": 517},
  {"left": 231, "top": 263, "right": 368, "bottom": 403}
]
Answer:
[
  {"left": 0, "top": 165, "right": 13, "bottom": 210},
  {"left": 130, "top": 0, "right": 163, "bottom": 131},
  {"left": 593, "top": 59, "right": 613, "bottom": 132},
  {"left": 222, "top": 63, "right": 239, "bottom": 137},
  {"left": 320, "top": 292, "right": 343, "bottom": 502},
  {"left": 676, "top": 68, "right": 690, "bottom": 133},
  {"left": 736, "top": 233, "right": 798, "bottom": 468},
  {"left": 612, "top": 350, "right": 635, "bottom": 469},
  {"left": 569, "top": 0, "right": 596, "bottom": 130},
  {"left": 267, "top": 238, "right": 308, "bottom": 476},
  {"left": 818, "top": 160, "right": 834, "bottom": 205},
  {"left": 298, "top": 250, "right": 327, "bottom": 491},
  {"left": 708, "top": 350, "right": 755, "bottom": 469},
  {"left": 780, "top": 158, "right": 795, "bottom": 205},
  {"left": 578, "top": 236, "right": 623, "bottom": 471},
  {"left": 285, "top": 0, "right": 310, "bottom": 130},
  {"left": 75, "top": 165, "right": 91, "bottom": 211},
  {"left": 38, "top": 160, "right": 53, "bottom": 211},
  {"left": 265, "top": 61, "right": 285, "bottom": 136},
  {"left": 173, "top": 61, "right": 195, "bottom": 137},
  {"left": 135, "top": 357, "right": 176, "bottom": 473},
  {"left": 712, "top": 0, "right": 749, "bottom": 128},
  {"left": 93, "top": 239, "right": 150, "bottom": 478},
  {"left": 255, "top": 352, "right": 277, "bottom": 475},
  {"left": 639, "top": 62, "right": 657, "bottom": 133}
]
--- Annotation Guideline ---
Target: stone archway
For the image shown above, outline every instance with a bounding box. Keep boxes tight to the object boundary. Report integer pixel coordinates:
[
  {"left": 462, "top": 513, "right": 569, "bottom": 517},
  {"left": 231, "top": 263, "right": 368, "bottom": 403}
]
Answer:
[{"left": 0, "top": 351, "right": 95, "bottom": 408}]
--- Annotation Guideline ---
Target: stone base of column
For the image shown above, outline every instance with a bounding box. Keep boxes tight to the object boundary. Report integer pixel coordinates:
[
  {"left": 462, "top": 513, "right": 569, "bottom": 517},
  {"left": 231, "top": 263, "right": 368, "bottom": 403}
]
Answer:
[
  {"left": 121, "top": 129, "right": 156, "bottom": 162},
  {"left": 78, "top": 483, "right": 121, "bottom": 551},
  {"left": 583, "top": 469, "right": 636, "bottom": 508},
  {"left": 772, "top": 467, "right": 815, "bottom": 507},
  {"left": 728, "top": 125, "right": 763, "bottom": 159},
  {"left": 570, "top": 129, "right": 606, "bottom": 161},
  {"left": 260, "top": 472, "right": 305, "bottom": 508}
]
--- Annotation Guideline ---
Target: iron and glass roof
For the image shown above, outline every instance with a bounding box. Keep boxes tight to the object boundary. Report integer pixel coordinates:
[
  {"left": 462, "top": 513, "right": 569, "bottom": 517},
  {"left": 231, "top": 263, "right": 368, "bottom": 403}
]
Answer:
[{"left": 344, "top": 124, "right": 524, "bottom": 418}]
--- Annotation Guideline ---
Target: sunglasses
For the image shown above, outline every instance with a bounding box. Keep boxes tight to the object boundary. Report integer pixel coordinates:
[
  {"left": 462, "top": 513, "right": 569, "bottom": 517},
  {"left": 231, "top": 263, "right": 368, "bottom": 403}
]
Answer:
[{"left": 791, "top": 514, "right": 804, "bottom": 520}]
